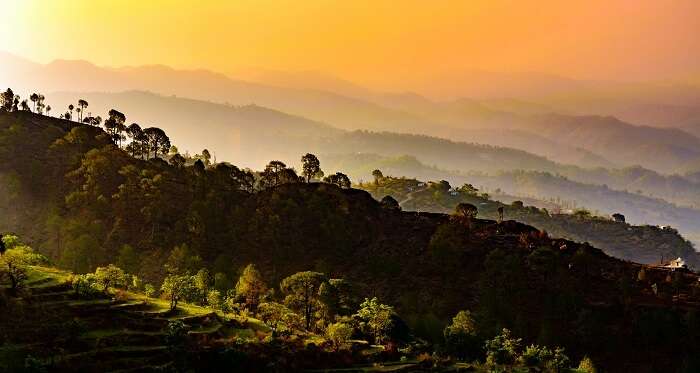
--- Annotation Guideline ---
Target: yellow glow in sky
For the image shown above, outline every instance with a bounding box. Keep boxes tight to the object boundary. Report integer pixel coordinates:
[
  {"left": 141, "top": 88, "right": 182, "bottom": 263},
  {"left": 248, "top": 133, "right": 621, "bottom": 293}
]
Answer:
[{"left": 1, "top": 0, "right": 699, "bottom": 91}]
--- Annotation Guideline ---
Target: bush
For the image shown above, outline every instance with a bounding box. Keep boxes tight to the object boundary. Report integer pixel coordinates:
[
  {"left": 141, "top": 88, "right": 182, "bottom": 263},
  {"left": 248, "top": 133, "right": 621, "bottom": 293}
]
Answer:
[
  {"left": 326, "top": 322, "right": 354, "bottom": 350},
  {"left": 144, "top": 283, "right": 156, "bottom": 297},
  {"left": 578, "top": 356, "right": 597, "bottom": 373}
]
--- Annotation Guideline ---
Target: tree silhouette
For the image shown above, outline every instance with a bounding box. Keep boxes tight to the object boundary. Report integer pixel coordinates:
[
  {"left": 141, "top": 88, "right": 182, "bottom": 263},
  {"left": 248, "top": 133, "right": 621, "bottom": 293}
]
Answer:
[
  {"left": 126, "top": 123, "right": 146, "bottom": 158},
  {"left": 29, "top": 93, "right": 39, "bottom": 112},
  {"left": 20, "top": 100, "right": 29, "bottom": 111},
  {"left": 77, "top": 99, "right": 88, "bottom": 122},
  {"left": 260, "top": 160, "right": 287, "bottom": 188},
  {"left": 301, "top": 153, "right": 322, "bottom": 182},
  {"left": 143, "top": 127, "right": 170, "bottom": 159},
  {"left": 68, "top": 104, "right": 74, "bottom": 120},
  {"left": 46, "top": 105, "right": 51, "bottom": 117},
  {"left": 104, "top": 109, "right": 127, "bottom": 147},
  {"left": 324, "top": 172, "right": 351, "bottom": 189},
  {"left": 0, "top": 88, "right": 14, "bottom": 111}
]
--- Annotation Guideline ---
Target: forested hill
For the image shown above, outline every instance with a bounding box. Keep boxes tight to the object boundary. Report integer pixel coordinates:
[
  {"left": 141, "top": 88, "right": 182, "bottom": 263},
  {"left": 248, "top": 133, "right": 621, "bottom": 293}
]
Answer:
[
  {"left": 3, "top": 110, "right": 700, "bottom": 371},
  {"left": 357, "top": 176, "right": 700, "bottom": 269}
]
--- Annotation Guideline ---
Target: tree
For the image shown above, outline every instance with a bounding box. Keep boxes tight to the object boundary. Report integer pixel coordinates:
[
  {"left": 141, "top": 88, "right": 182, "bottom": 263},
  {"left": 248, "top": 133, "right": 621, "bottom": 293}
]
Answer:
[
  {"left": 0, "top": 88, "right": 14, "bottom": 111},
  {"left": 485, "top": 328, "right": 521, "bottom": 368},
  {"left": 324, "top": 172, "right": 351, "bottom": 189},
  {"left": 354, "top": 297, "right": 395, "bottom": 344},
  {"left": 68, "top": 104, "right": 74, "bottom": 119},
  {"left": 29, "top": 93, "right": 39, "bottom": 112},
  {"left": 260, "top": 160, "right": 287, "bottom": 188},
  {"left": 497, "top": 206, "right": 504, "bottom": 222},
  {"left": 161, "top": 274, "right": 197, "bottom": 311},
  {"left": 46, "top": 105, "right": 51, "bottom": 117},
  {"left": 0, "top": 236, "right": 47, "bottom": 292},
  {"left": 235, "top": 264, "right": 268, "bottom": 313},
  {"left": 104, "top": 109, "right": 127, "bottom": 146},
  {"left": 455, "top": 203, "right": 478, "bottom": 219},
  {"left": 93, "top": 264, "right": 129, "bottom": 290},
  {"left": 444, "top": 310, "right": 479, "bottom": 360},
  {"left": 20, "top": 100, "right": 30, "bottom": 111},
  {"left": 143, "top": 127, "right": 170, "bottom": 159},
  {"left": 77, "top": 99, "right": 88, "bottom": 122},
  {"left": 578, "top": 356, "right": 597, "bottom": 373},
  {"left": 301, "top": 153, "right": 322, "bottom": 182},
  {"left": 380, "top": 195, "right": 400, "bottom": 210},
  {"left": 326, "top": 322, "right": 354, "bottom": 350},
  {"left": 194, "top": 268, "right": 214, "bottom": 305},
  {"left": 372, "top": 169, "right": 383, "bottom": 184},
  {"left": 258, "top": 302, "right": 303, "bottom": 336},
  {"left": 281, "top": 271, "right": 328, "bottom": 330}
]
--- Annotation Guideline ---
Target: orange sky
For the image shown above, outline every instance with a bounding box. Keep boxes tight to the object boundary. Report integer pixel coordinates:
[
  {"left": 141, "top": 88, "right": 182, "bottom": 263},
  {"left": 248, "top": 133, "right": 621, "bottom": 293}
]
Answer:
[{"left": 1, "top": 0, "right": 699, "bottom": 91}]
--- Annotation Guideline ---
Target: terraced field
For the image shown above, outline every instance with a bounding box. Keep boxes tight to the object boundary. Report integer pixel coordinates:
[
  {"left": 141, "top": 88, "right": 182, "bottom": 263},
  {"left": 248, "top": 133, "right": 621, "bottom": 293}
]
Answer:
[{"left": 0, "top": 266, "right": 270, "bottom": 372}]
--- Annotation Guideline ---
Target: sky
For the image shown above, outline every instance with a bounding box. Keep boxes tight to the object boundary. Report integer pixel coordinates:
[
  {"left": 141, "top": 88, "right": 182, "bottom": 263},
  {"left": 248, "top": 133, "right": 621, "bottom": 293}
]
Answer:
[{"left": 1, "top": 0, "right": 699, "bottom": 92}]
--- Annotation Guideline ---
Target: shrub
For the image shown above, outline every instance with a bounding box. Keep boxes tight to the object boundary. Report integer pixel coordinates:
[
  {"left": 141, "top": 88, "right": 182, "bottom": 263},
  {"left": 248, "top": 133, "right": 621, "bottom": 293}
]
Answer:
[
  {"left": 326, "top": 322, "right": 354, "bottom": 350},
  {"left": 578, "top": 356, "right": 597, "bottom": 373}
]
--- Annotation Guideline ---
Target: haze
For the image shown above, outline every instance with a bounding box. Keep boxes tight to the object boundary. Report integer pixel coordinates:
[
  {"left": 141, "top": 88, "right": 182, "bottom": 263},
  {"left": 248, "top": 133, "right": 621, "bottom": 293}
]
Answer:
[{"left": 2, "top": 0, "right": 699, "bottom": 97}]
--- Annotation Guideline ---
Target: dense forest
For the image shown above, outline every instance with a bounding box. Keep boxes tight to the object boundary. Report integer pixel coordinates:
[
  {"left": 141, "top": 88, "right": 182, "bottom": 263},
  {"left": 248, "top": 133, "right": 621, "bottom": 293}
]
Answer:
[{"left": 2, "top": 96, "right": 700, "bottom": 372}]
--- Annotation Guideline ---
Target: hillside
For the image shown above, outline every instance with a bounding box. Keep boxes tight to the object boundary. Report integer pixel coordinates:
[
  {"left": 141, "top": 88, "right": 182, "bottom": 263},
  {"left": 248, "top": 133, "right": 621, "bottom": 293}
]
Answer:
[
  {"left": 3, "top": 109, "right": 700, "bottom": 371},
  {"left": 324, "top": 153, "right": 700, "bottom": 246},
  {"left": 357, "top": 176, "right": 700, "bottom": 269}
]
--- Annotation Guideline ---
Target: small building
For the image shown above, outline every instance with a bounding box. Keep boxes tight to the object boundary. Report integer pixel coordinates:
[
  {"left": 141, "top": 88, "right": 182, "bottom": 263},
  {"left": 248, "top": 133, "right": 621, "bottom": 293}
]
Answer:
[
  {"left": 664, "top": 257, "right": 687, "bottom": 269},
  {"left": 612, "top": 213, "right": 625, "bottom": 223},
  {"left": 449, "top": 191, "right": 459, "bottom": 196},
  {"left": 417, "top": 182, "right": 426, "bottom": 187}
]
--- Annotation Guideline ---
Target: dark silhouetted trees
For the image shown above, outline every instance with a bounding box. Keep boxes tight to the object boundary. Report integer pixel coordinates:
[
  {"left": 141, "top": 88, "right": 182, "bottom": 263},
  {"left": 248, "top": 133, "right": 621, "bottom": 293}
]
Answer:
[
  {"left": 324, "top": 172, "right": 351, "bottom": 189},
  {"left": 77, "top": 99, "right": 88, "bottom": 122},
  {"left": 301, "top": 153, "right": 322, "bottom": 182},
  {"left": 143, "top": 127, "right": 170, "bottom": 159}
]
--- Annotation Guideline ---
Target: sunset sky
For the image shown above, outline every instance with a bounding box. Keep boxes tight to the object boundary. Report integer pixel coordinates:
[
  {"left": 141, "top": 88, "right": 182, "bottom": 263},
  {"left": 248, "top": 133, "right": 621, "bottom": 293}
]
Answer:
[{"left": 1, "top": 0, "right": 699, "bottom": 91}]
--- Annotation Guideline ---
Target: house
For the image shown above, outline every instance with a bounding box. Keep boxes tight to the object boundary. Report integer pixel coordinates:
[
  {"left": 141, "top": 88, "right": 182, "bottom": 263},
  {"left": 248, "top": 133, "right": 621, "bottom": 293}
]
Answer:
[
  {"left": 417, "top": 182, "right": 426, "bottom": 187},
  {"left": 664, "top": 257, "right": 687, "bottom": 269},
  {"left": 612, "top": 213, "right": 625, "bottom": 223},
  {"left": 449, "top": 191, "right": 459, "bottom": 196}
]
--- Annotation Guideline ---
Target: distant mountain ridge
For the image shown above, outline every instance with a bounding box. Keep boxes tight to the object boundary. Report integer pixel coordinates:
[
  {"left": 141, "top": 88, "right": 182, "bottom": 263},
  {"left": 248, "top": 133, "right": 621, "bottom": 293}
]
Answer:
[{"left": 4, "top": 52, "right": 700, "bottom": 174}]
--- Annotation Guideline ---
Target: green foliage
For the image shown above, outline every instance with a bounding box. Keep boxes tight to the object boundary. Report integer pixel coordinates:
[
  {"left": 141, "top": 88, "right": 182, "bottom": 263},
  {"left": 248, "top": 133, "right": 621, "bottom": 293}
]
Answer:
[
  {"left": 144, "top": 283, "right": 156, "bottom": 297},
  {"left": 235, "top": 264, "right": 268, "bottom": 312},
  {"left": 161, "top": 273, "right": 197, "bottom": 311},
  {"left": 258, "top": 301, "right": 303, "bottom": 336},
  {"left": 484, "top": 328, "right": 521, "bottom": 367},
  {"left": 206, "top": 289, "right": 222, "bottom": 310},
  {"left": 281, "top": 271, "right": 327, "bottom": 330},
  {"left": 354, "top": 297, "right": 395, "bottom": 344},
  {"left": 93, "top": 264, "right": 129, "bottom": 290},
  {"left": 444, "top": 310, "right": 480, "bottom": 360},
  {"left": 326, "top": 322, "right": 354, "bottom": 350},
  {"left": 0, "top": 237, "right": 47, "bottom": 291},
  {"left": 577, "top": 356, "right": 597, "bottom": 373}
]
